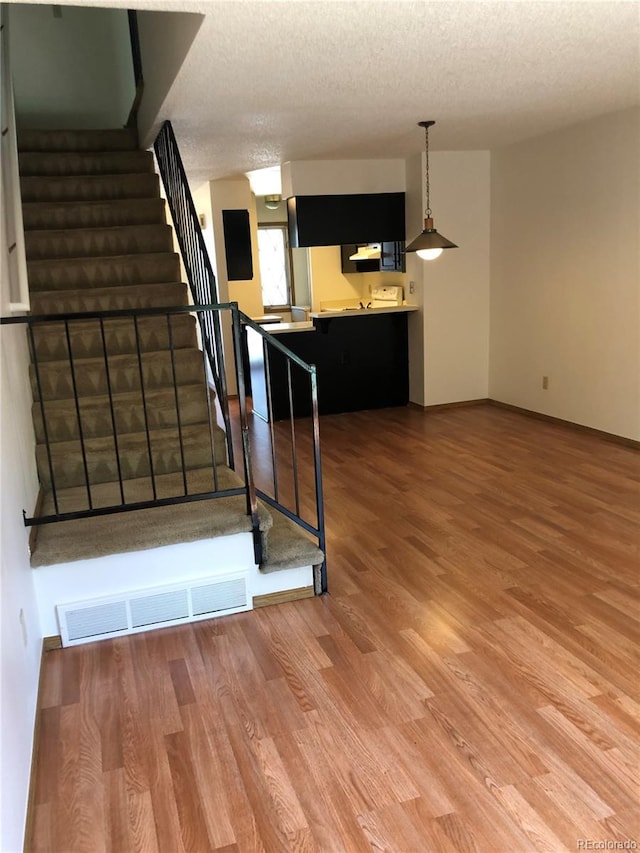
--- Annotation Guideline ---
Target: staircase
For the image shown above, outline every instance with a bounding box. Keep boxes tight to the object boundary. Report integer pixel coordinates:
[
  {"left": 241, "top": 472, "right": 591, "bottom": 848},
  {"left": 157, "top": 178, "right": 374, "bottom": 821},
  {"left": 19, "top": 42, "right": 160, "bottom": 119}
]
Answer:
[{"left": 17, "top": 127, "right": 323, "bottom": 636}]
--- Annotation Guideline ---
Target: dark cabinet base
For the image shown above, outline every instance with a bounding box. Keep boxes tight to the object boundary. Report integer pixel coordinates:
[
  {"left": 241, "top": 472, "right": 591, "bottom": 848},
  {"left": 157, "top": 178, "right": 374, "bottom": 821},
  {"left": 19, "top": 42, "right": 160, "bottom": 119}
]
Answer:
[{"left": 259, "top": 314, "right": 409, "bottom": 420}]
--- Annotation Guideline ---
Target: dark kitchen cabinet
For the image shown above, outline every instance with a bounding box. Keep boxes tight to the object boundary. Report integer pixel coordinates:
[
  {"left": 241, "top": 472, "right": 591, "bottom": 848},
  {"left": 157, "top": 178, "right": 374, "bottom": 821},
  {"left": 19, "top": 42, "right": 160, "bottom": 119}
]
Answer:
[
  {"left": 258, "top": 313, "right": 410, "bottom": 420},
  {"left": 380, "top": 241, "right": 406, "bottom": 272},
  {"left": 287, "top": 192, "right": 405, "bottom": 248},
  {"left": 222, "top": 209, "right": 253, "bottom": 280}
]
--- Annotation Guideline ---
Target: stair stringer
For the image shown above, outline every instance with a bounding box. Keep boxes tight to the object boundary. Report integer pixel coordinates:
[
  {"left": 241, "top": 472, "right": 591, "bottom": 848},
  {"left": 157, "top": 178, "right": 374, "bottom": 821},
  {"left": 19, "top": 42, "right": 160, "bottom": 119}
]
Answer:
[{"left": 33, "top": 533, "right": 314, "bottom": 643}]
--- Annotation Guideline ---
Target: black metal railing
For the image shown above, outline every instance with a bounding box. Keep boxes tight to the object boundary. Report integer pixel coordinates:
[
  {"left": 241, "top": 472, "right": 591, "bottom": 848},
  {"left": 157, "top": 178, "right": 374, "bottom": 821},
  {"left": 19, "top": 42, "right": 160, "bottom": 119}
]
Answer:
[
  {"left": 0, "top": 303, "right": 256, "bottom": 527},
  {"left": 1, "top": 303, "right": 327, "bottom": 590},
  {"left": 153, "top": 120, "right": 234, "bottom": 468},
  {"left": 240, "top": 312, "right": 326, "bottom": 593}
]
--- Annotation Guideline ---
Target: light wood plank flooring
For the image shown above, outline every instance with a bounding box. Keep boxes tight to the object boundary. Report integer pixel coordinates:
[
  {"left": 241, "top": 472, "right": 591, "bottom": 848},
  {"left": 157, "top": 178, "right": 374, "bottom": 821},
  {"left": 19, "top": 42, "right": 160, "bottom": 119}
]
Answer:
[{"left": 30, "top": 404, "right": 640, "bottom": 852}]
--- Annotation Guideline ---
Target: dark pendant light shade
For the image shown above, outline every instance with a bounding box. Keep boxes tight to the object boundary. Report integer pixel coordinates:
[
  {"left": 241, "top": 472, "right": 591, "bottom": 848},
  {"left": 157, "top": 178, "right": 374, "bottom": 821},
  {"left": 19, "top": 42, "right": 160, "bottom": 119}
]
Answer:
[
  {"left": 405, "top": 121, "right": 458, "bottom": 260},
  {"left": 405, "top": 216, "right": 458, "bottom": 259}
]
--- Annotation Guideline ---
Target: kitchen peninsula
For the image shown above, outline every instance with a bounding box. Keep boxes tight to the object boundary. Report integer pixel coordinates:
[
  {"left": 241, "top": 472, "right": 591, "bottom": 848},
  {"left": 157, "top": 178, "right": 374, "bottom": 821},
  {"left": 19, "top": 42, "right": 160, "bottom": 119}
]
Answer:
[{"left": 246, "top": 304, "right": 418, "bottom": 421}]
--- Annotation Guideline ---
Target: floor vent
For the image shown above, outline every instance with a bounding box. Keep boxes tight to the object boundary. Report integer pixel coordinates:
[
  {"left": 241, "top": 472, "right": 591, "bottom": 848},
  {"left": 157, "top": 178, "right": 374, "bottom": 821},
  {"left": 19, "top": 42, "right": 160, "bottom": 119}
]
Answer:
[{"left": 57, "top": 573, "right": 249, "bottom": 646}]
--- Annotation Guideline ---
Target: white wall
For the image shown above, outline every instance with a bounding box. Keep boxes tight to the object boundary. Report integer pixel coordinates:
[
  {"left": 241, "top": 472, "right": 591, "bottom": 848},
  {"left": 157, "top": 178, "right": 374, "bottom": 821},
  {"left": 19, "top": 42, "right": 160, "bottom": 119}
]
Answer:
[
  {"left": 10, "top": 4, "right": 134, "bottom": 129},
  {"left": 490, "top": 107, "right": 640, "bottom": 440},
  {"left": 0, "top": 324, "right": 42, "bottom": 853},
  {"left": 411, "top": 150, "right": 491, "bottom": 406},
  {"left": 405, "top": 152, "right": 426, "bottom": 405},
  {"left": 282, "top": 159, "right": 405, "bottom": 197},
  {"left": 137, "top": 10, "right": 203, "bottom": 147}
]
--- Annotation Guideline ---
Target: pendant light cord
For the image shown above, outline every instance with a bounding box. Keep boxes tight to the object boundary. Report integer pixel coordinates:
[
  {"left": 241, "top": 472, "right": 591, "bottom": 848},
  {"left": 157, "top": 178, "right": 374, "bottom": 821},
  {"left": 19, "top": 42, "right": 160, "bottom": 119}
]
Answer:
[{"left": 424, "top": 123, "right": 431, "bottom": 219}]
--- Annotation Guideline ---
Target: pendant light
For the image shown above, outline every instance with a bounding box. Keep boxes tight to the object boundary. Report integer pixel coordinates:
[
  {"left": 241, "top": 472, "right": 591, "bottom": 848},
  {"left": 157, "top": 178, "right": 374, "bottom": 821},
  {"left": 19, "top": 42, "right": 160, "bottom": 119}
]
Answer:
[
  {"left": 264, "top": 194, "right": 282, "bottom": 210},
  {"left": 405, "top": 120, "right": 457, "bottom": 260}
]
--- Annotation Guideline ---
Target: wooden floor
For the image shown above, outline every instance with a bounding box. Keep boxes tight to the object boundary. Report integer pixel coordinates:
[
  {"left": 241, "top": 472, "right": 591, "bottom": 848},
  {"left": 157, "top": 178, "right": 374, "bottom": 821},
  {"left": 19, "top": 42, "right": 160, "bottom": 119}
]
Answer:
[{"left": 30, "top": 404, "right": 640, "bottom": 852}]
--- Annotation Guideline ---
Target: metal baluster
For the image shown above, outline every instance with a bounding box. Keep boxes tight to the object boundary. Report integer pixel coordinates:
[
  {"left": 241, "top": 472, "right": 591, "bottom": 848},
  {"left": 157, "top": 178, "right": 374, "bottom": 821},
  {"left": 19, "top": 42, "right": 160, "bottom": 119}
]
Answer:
[
  {"left": 263, "top": 341, "right": 279, "bottom": 502},
  {"left": 199, "top": 308, "right": 220, "bottom": 493},
  {"left": 167, "top": 313, "right": 188, "bottom": 495},
  {"left": 64, "top": 320, "right": 93, "bottom": 509},
  {"left": 310, "top": 366, "right": 327, "bottom": 593},
  {"left": 28, "top": 324, "right": 60, "bottom": 515},
  {"left": 133, "top": 315, "right": 157, "bottom": 499},
  {"left": 231, "top": 306, "right": 261, "bottom": 558},
  {"left": 286, "top": 360, "right": 301, "bottom": 517},
  {"left": 99, "top": 318, "right": 125, "bottom": 505}
]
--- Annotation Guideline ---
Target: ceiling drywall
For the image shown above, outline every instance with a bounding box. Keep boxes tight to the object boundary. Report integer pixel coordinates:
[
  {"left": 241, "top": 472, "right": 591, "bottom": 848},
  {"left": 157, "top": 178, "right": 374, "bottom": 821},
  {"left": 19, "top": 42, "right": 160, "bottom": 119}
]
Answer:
[{"left": 7, "top": 0, "right": 640, "bottom": 185}]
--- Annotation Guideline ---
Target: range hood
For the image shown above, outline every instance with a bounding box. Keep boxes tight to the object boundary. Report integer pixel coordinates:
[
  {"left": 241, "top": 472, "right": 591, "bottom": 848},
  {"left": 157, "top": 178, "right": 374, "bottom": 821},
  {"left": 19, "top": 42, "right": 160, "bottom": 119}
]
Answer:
[{"left": 349, "top": 243, "right": 381, "bottom": 261}]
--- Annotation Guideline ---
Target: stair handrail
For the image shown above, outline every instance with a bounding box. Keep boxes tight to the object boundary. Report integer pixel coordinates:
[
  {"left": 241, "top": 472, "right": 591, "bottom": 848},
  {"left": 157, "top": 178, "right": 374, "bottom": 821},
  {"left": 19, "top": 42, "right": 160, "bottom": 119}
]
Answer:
[
  {"left": 1, "top": 5, "right": 30, "bottom": 314},
  {"left": 152, "top": 121, "right": 325, "bottom": 590},
  {"left": 152, "top": 120, "right": 234, "bottom": 467},
  {"left": 237, "top": 311, "right": 327, "bottom": 594}
]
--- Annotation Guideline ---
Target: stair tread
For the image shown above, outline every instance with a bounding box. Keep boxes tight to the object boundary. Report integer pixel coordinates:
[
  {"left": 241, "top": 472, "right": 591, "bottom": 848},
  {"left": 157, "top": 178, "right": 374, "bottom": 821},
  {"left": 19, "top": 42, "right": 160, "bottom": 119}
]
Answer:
[
  {"left": 18, "top": 127, "right": 139, "bottom": 153},
  {"left": 31, "top": 345, "right": 202, "bottom": 372},
  {"left": 29, "top": 282, "right": 189, "bottom": 314},
  {"left": 36, "top": 421, "right": 228, "bottom": 488},
  {"left": 22, "top": 198, "right": 167, "bottom": 231},
  {"left": 31, "top": 345, "right": 205, "bottom": 402},
  {"left": 20, "top": 173, "right": 160, "bottom": 203},
  {"left": 30, "top": 466, "right": 273, "bottom": 568},
  {"left": 260, "top": 509, "right": 325, "bottom": 573},
  {"left": 40, "top": 420, "right": 220, "bottom": 454},
  {"left": 27, "top": 252, "right": 181, "bottom": 292},
  {"left": 33, "top": 382, "right": 214, "bottom": 441},
  {"left": 29, "top": 313, "right": 197, "bottom": 362},
  {"left": 18, "top": 150, "right": 154, "bottom": 177},
  {"left": 25, "top": 223, "right": 173, "bottom": 260},
  {"left": 28, "top": 250, "right": 179, "bottom": 265}
]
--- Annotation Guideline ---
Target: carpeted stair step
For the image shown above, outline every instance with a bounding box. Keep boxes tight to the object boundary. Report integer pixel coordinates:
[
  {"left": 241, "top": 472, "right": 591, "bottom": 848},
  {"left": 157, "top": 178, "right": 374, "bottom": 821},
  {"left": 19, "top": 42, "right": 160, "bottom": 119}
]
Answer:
[
  {"left": 260, "top": 508, "right": 324, "bottom": 573},
  {"left": 29, "top": 314, "right": 197, "bottom": 362},
  {"left": 25, "top": 224, "right": 174, "bottom": 261},
  {"left": 29, "top": 282, "right": 188, "bottom": 315},
  {"left": 22, "top": 198, "right": 167, "bottom": 231},
  {"left": 31, "top": 347, "right": 206, "bottom": 401},
  {"left": 30, "top": 466, "right": 272, "bottom": 568},
  {"left": 20, "top": 173, "right": 160, "bottom": 204},
  {"left": 33, "top": 383, "right": 217, "bottom": 443},
  {"left": 18, "top": 150, "right": 155, "bottom": 178},
  {"left": 18, "top": 127, "right": 139, "bottom": 153},
  {"left": 36, "top": 422, "right": 228, "bottom": 489},
  {"left": 27, "top": 252, "right": 181, "bottom": 291}
]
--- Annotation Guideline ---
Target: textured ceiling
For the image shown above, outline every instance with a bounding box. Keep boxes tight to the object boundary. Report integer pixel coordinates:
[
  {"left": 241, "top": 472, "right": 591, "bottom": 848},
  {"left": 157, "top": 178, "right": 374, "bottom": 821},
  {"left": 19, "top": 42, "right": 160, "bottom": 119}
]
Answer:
[{"left": 12, "top": 0, "right": 640, "bottom": 185}]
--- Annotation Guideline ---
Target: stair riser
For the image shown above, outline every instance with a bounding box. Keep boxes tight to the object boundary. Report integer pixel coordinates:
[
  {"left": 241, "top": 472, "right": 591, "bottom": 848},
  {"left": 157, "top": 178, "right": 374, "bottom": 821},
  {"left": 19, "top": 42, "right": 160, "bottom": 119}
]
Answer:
[
  {"left": 30, "top": 283, "right": 189, "bottom": 315},
  {"left": 33, "top": 387, "right": 214, "bottom": 442},
  {"left": 19, "top": 150, "right": 155, "bottom": 178},
  {"left": 31, "top": 350, "right": 207, "bottom": 402},
  {"left": 30, "top": 315, "right": 197, "bottom": 362},
  {"left": 21, "top": 173, "right": 160, "bottom": 204},
  {"left": 27, "top": 253, "right": 181, "bottom": 292},
  {"left": 36, "top": 427, "right": 227, "bottom": 490},
  {"left": 18, "top": 128, "right": 138, "bottom": 153},
  {"left": 25, "top": 225, "right": 174, "bottom": 261},
  {"left": 22, "top": 199, "right": 167, "bottom": 231}
]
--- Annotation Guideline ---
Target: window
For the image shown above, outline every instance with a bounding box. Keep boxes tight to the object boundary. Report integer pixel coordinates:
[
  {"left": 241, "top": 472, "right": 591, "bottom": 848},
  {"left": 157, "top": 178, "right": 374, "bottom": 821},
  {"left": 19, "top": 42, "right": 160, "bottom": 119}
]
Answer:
[{"left": 257, "top": 225, "right": 292, "bottom": 309}]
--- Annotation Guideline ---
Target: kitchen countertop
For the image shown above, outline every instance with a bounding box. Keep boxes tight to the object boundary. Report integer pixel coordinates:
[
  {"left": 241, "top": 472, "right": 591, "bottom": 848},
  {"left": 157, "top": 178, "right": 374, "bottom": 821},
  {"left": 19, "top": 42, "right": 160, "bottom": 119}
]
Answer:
[
  {"left": 258, "top": 321, "right": 315, "bottom": 335},
  {"left": 310, "top": 304, "right": 419, "bottom": 319}
]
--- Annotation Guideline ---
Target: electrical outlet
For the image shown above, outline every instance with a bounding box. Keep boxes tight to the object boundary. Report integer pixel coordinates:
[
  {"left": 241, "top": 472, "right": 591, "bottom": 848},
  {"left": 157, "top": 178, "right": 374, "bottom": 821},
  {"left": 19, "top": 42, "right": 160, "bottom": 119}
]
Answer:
[
  {"left": 542, "top": 375, "right": 549, "bottom": 390},
  {"left": 409, "top": 281, "right": 415, "bottom": 294}
]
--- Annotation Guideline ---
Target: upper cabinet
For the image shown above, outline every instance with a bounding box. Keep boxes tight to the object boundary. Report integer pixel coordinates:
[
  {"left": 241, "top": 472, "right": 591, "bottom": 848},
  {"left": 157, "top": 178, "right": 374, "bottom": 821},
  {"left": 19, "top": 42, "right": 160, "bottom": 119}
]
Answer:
[
  {"left": 380, "top": 241, "right": 406, "bottom": 273},
  {"left": 287, "top": 192, "right": 405, "bottom": 248}
]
